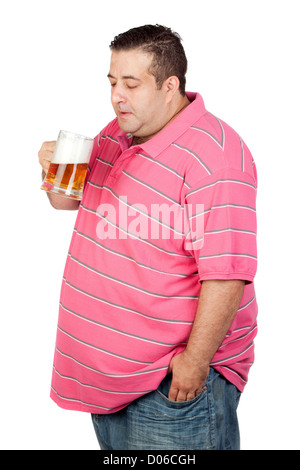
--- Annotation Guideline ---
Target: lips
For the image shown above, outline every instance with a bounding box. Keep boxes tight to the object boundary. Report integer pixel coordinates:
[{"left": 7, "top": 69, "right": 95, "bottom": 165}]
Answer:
[
  {"left": 118, "top": 111, "right": 132, "bottom": 119},
  {"left": 117, "top": 105, "right": 133, "bottom": 117}
]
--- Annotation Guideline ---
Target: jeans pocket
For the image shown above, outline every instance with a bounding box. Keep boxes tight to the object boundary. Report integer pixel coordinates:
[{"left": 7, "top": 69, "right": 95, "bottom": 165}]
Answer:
[{"left": 126, "top": 373, "right": 214, "bottom": 450}]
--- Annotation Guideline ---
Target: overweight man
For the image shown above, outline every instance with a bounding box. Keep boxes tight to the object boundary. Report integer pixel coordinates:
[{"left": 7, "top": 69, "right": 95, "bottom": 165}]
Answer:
[{"left": 38, "top": 24, "right": 258, "bottom": 450}]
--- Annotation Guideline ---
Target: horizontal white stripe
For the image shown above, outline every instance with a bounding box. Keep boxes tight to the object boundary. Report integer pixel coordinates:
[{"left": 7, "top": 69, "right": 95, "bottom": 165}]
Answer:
[
  {"left": 205, "top": 203, "right": 256, "bottom": 213},
  {"left": 63, "top": 279, "right": 194, "bottom": 325},
  {"left": 205, "top": 227, "right": 256, "bottom": 237},
  {"left": 60, "top": 301, "right": 184, "bottom": 347},
  {"left": 211, "top": 342, "right": 254, "bottom": 366},
  {"left": 69, "top": 255, "right": 197, "bottom": 300},
  {"left": 58, "top": 326, "right": 152, "bottom": 365},
  {"left": 187, "top": 178, "right": 256, "bottom": 198},
  {"left": 199, "top": 252, "right": 257, "bottom": 260},
  {"left": 53, "top": 366, "right": 153, "bottom": 395},
  {"left": 216, "top": 366, "right": 248, "bottom": 385},
  {"left": 74, "top": 229, "right": 193, "bottom": 278},
  {"left": 220, "top": 324, "right": 257, "bottom": 349},
  {"left": 51, "top": 386, "right": 111, "bottom": 411},
  {"left": 56, "top": 346, "right": 169, "bottom": 378}
]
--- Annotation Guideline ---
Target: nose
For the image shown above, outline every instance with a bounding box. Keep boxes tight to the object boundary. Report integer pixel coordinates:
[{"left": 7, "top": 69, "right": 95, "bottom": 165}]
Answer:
[{"left": 111, "top": 83, "right": 127, "bottom": 105}]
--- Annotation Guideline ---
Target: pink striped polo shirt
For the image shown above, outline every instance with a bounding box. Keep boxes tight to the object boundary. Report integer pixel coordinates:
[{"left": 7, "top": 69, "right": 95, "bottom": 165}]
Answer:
[{"left": 50, "top": 92, "right": 258, "bottom": 414}]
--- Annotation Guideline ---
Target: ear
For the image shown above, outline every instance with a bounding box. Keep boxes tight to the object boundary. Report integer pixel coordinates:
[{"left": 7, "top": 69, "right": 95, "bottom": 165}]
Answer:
[{"left": 164, "top": 76, "right": 180, "bottom": 102}]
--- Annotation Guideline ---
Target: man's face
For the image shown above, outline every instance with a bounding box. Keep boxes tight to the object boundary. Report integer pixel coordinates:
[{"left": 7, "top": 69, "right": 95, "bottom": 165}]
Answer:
[{"left": 108, "top": 49, "right": 169, "bottom": 140}]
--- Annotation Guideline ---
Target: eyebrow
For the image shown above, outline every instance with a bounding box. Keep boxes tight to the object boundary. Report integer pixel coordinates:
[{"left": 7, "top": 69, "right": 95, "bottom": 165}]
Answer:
[{"left": 107, "top": 73, "right": 141, "bottom": 81}]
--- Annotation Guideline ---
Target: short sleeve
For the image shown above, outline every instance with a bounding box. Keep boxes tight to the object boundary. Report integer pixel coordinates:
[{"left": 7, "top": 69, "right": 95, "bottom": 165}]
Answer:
[{"left": 184, "top": 167, "right": 257, "bottom": 282}]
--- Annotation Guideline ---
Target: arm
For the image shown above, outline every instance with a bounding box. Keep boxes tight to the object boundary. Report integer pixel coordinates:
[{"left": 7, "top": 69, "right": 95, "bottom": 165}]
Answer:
[
  {"left": 38, "top": 141, "right": 80, "bottom": 210},
  {"left": 168, "top": 279, "right": 245, "bottom": 401}
]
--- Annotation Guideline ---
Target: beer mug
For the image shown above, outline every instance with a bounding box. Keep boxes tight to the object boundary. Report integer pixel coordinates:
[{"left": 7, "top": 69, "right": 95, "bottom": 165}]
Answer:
[{"left": 41, "top": 130, "right": 94, "bottom": 200}]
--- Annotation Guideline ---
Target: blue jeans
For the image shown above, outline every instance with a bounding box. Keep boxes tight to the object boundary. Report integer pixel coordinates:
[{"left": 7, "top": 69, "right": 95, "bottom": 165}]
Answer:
[{"left": 91, "top": 367, "right": 241, "bottom": 450}]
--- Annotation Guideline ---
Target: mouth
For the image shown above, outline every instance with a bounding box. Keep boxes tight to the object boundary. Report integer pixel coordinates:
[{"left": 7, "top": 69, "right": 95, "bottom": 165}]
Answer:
[{"left": 118, "top": 111, "right": 132, "bottom": 119}]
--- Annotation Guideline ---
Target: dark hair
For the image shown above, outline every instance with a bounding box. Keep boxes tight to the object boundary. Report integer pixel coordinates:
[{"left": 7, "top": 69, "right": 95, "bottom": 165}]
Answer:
[{"left": 109, "top": 24, "right": 187, "bottom": 96}]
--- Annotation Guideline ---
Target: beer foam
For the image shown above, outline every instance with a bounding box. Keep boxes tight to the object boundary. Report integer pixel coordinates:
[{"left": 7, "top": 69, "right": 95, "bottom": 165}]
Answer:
[{"left": 52, "top": 131, "right": 94, "bottom": 164}]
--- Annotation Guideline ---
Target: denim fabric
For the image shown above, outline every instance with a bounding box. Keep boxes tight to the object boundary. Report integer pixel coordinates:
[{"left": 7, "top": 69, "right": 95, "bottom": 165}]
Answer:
[{"left": 91, "top": 367, "right": 241, "bottom": 450}]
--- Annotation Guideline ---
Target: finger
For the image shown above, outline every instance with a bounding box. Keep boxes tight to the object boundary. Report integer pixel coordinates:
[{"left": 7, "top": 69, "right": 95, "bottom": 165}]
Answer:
[
  {"left": 38, "top": 141, "right": 56, "bottom": 161},
  {"left": 43, "top": 140, "right": 57, "bottom": 150},
  {"left": 195, "top": 387, "right": 204, "bottom": 397},
  {"left": 43, "top": 160, "right": 51, "bottom": 172},
  {"left": 38, "top": 148, "right": 55, "bottom": 162},
  {"left": 38, "top": 141, "right": 56, "bottom": 157},
  {"left": 168, "top": 385, "right": 179, "bottom": 401},
  {"left": 39, "top": 155, "right": 51, "bottom": 173},
  {"left": 186, "top": 392, "right": 196, "bottom": 401},
  {"left": 39, "top": 148, "right": 56, "bottom": 174},
  {"left": 175, "top": 390, "right": 189, "bottom": 402}
]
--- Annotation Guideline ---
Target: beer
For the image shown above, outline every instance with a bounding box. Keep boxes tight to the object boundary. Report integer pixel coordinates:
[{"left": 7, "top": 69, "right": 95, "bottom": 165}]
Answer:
[
  {"left": 42, "top": 162, "right": 89, "bottom": 199},
  {"left": 41, "top": 130, "right": 94, "bottom": 200}
]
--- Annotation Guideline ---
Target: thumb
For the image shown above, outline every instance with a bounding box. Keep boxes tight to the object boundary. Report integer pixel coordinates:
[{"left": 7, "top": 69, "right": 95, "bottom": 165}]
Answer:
[{"left": 168, "top": 355, "right": 175, "bottom": 374}]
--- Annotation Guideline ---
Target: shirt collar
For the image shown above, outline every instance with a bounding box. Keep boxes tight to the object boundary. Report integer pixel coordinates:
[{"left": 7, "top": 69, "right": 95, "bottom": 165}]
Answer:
[{"left": 117, "top": 92, "right": 206, "bottom": 157}]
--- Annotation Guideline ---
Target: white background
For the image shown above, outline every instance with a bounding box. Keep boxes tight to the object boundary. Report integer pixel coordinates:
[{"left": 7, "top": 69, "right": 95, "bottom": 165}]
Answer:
[{"left": 1, "top": 0, "right": 299, "bottom": 450}]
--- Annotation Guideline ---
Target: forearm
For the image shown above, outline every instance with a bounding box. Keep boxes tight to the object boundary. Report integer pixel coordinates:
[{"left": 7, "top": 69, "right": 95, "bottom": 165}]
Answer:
[
  {"left": 186, "top": 279, "right": 245, "bottom": 366},
  {"left": 168, "top": 279, "right": 245, "bottom": 401},
  {"left": 46, "top": 192, "right": 80, "bottom": 210}
]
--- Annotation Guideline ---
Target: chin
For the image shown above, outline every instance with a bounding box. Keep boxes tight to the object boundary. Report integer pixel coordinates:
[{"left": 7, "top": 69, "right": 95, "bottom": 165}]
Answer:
[
  {"left": 118, "top": 123, "right": 139, "bottom": 137},
  {"left": 117, "top": 119, "right": 131, "bottom": 132}
]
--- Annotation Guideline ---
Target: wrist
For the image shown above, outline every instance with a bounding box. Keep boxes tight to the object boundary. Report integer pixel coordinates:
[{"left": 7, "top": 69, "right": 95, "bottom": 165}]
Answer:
[{"left": 183, "top": 347, "right": 210, "bottom": 370}]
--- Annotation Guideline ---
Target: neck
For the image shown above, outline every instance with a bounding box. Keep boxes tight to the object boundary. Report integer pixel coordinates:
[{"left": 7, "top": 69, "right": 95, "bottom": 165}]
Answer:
[{"left": 132, "top": 95, "right": 190, "bottom": 146}]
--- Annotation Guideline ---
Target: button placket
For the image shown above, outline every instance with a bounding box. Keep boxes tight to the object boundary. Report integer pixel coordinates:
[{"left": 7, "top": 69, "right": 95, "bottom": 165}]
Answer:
[{"left": 109, "top": 150, "right": 136, "bottom": 181}]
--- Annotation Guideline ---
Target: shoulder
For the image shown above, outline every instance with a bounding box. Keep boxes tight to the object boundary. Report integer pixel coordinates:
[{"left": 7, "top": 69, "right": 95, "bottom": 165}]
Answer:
[{"left": 174, "top": 111, "right": 257, "bottom": 188}]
